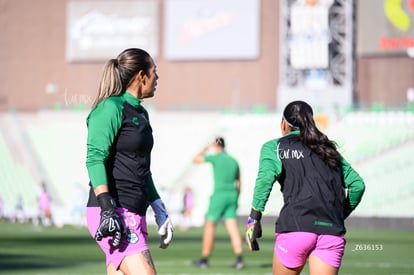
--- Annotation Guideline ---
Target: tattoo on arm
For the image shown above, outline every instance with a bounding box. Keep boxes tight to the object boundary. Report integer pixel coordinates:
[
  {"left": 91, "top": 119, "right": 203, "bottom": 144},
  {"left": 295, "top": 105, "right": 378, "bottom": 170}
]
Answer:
[{"left": 142, "top": 250, "right": 156, "bottom": 273}]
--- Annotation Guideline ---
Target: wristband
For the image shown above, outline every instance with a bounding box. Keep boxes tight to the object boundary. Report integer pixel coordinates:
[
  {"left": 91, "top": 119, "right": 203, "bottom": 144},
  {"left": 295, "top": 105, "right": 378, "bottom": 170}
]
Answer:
[
  {"left": 249, "top": 208, "right": 262, "bottom": 221},
  {"left": 96, "top": 192, "right": 115, "bottom": 211}
]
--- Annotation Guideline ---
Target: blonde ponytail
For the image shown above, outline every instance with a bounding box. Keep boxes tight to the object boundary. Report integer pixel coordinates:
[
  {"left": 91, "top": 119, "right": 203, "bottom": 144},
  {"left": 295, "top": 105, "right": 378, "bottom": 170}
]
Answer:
[
  {"left": 91, "top": 59, "right": 122, "bottom": 108},
  {"left": 91, "top": 48, "right": 152, "bottom": 108}
]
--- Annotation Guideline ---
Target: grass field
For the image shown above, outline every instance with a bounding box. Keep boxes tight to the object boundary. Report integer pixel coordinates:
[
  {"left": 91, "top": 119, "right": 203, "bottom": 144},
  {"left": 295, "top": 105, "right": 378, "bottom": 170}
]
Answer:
[{"left": 0, "top": 221, "right": 413, "bottom": 275}]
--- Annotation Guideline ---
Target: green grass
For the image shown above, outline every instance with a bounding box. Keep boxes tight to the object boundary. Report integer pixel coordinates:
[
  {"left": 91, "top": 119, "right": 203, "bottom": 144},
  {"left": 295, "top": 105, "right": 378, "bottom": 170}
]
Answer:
[{"left": 0, "top": 221, "right": 413, "bottom": 275}]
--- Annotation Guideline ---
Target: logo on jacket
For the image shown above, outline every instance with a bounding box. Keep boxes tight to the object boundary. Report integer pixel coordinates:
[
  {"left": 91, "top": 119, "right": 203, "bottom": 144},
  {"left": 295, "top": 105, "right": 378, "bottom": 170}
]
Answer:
[
  {"left": 132, "top": 117, "right": 139, "bottom": 126},
  {"left": 277, "top": 143, "right": 304, "bottom": 160}
]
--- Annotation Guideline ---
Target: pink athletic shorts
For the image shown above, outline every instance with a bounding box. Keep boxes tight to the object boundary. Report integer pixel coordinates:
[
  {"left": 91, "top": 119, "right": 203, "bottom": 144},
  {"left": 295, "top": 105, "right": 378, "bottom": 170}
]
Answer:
[
  {"left": 86, "top": 207, "right": 149, "bottom": 270},
  {"left": 275, "top": 232, "right": 345, "bottom": 268}
]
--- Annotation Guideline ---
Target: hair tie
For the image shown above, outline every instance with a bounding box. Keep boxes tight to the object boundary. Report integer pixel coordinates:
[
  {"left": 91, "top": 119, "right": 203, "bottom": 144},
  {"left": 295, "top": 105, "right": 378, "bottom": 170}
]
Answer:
[{"left": 283, "top": 115, "right": 299, "bottom": 129}]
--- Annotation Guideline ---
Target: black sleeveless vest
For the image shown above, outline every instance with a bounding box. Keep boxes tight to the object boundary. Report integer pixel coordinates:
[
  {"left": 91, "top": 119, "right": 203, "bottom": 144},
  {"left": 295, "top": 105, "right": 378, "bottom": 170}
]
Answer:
[{"left": 275, "top": 134, "right": 346, "bottom": 236}]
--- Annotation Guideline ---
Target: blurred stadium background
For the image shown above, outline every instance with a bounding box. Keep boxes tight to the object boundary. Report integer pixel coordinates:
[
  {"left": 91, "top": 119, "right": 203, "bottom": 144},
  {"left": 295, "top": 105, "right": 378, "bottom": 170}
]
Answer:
[{"left": 0, "top": 0, "right": 413, "bottom": 229}]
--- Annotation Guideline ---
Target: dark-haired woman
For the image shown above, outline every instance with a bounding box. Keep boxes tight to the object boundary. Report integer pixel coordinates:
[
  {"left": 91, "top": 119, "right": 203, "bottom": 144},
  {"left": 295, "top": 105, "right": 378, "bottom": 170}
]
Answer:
[
  {"left": 85, "top": 48, "right": 173, "bottom": 275},
  {"left": 245, "top": 101, "right": 365, "bottom": 275}
]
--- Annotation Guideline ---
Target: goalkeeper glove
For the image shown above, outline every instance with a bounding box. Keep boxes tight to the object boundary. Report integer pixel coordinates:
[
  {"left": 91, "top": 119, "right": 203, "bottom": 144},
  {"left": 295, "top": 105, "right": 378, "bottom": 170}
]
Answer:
[
  {"left": 245, "top": 208, "right": 262, "bottom": 251},
  {"left": 151, "top": 199, "right": 174, "bottom": 249},
  {"left": 95, "top": 192, "right": 124, "bottom": 247}
]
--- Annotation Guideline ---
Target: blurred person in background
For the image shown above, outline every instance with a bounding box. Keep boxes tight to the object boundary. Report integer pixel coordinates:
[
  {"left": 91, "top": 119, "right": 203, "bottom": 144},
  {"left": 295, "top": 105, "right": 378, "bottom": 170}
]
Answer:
[
  {"left": 85, "top": 48, "right": 173, "bottom": 275},
  {"left": 38, "top": 182, "right": 52, "bottom": 227},
  {"left": 72, "top": 183, "right": 87, "bottom": 226},
  {"left": 245, "top": 100, "right": 365, "bottom": 275},
  {"left": 192, "top": 137, "right": 244, "bottom": 269},
  {"left": 179, "top": 185, "right": 193, "bottom": 230},
  {"left": 0, "top": 196, "right": 4, "bottom": 221},
  {"left": 14, "top": 195, "right": 25, "bottom": 224}
]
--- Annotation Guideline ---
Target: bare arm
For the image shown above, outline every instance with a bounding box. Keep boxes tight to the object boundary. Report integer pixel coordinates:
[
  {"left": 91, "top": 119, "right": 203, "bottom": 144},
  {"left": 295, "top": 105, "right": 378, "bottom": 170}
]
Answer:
[
  {"left": 192, "top": 144, "right": 211, "bottom": 163},
  {"left": 93, "top": 184, "right": 109, "bottom": 197},
  {"left": 236, "top": 171, "right": 241, "bottom": 194}
]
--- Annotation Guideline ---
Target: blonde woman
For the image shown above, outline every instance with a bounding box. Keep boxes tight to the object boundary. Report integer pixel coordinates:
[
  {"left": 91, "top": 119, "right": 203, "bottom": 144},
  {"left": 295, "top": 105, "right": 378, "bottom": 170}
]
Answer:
[{"left": 85, "top": 48, "right": 173, "bottom": 275}]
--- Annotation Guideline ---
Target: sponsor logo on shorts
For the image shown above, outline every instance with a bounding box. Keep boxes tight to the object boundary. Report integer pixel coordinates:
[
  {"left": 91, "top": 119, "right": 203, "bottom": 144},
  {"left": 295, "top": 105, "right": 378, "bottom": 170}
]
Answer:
[
  {"left": 278, "top": 244, "right": 288, "bottom": 253},
  {"left": 127, "top": 229, "right": 139, "bottom": 244}
]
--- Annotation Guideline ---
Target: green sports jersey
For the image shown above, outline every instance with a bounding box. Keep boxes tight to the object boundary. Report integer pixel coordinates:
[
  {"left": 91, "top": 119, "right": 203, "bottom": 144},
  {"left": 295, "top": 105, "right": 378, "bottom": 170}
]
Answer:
[
  {"left": 86, "top": 91, "right": 159, "bottom": 215},
  {"left": 204, "top": 151, "right": 240, "bottom": 193}
]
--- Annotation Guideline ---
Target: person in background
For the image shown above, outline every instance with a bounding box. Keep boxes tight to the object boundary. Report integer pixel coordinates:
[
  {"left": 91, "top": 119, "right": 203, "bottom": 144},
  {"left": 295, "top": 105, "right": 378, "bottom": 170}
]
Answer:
[
  {"left": 245, "top": 100, "right": 365, "bottom": 275},
  {"left": 85, "top": 48, "right": 173, "bottom": 275},
  {"left": 38, "top": 182, "right": 52, "bottom": 227},
  {"left": 192, "top": 137, "right": 244, "bottom": 269},
  {"left": 14, "top": 195, "right": 25, "bottom": 224},
  {"left": 180, "top": 185, "right": 193, "bottom": 230},
  {"left": 0, "top": 196, "right": 4, "bottom": 221}
]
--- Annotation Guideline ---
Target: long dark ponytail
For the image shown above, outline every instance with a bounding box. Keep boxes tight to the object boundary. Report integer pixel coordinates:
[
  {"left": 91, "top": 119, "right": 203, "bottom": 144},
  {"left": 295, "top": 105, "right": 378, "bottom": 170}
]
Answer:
[{"left": 283, "top": 101, "right": 341, "bottom": 169}]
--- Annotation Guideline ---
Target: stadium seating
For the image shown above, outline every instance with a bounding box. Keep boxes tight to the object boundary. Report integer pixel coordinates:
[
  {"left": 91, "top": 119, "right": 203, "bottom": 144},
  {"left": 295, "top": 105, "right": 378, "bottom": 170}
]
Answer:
[
  {"left": 328, "top": 111, "right": 414, "bottom": 163},
  {"left": 1, "top": 109, "right": 413, "bottom": 225},
  {"left": 16, "top": 111, "right": 89, "bottom": 225},
  {"left": 353, "top": 140, "right": 414, "bottom": 217},
  {"left": 0, "top": 128, "right": 38, "bottom": 220}
]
